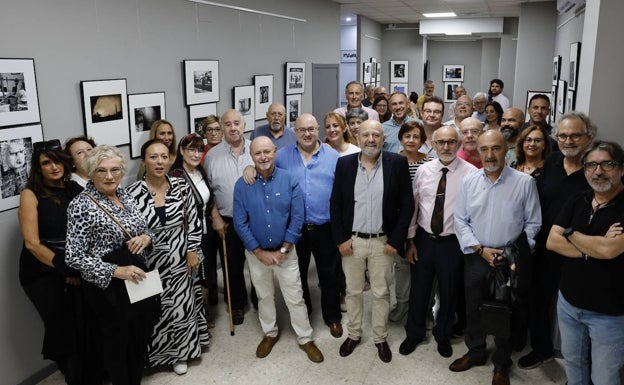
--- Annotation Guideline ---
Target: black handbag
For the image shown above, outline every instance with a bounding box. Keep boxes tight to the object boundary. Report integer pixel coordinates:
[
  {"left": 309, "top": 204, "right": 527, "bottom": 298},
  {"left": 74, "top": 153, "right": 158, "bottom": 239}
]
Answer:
[{"left": 478, "top": 300, "right": 512, "bottom": 338}]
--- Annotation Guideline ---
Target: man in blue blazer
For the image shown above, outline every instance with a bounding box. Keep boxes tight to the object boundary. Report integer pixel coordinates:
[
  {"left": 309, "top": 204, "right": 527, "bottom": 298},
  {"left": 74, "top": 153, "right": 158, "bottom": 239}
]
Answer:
[{"left": 330, "top": 119, "right": 414, "bottom": 363}]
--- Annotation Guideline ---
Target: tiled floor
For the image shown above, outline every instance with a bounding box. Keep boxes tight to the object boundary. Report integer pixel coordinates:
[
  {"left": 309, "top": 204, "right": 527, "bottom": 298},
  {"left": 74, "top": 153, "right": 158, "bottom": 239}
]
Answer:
[{"left": 38, "top": 263, "right": 567, "bottom": 385}]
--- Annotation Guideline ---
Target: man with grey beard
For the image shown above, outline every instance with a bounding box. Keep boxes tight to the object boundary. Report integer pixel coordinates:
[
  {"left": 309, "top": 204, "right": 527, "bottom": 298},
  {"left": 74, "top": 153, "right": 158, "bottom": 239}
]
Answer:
[
  {"left": 250, "top": 102, "right": 296, "bottom": 150},
  {"left": 499, "top": 108, "right": 525, "bottom": 165}
]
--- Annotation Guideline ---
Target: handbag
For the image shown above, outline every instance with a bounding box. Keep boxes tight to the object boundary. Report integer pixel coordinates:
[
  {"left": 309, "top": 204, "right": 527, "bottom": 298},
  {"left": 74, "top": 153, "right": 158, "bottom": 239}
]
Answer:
[{"left": 478, "top": 300, "right": 512, "bottom": 338}]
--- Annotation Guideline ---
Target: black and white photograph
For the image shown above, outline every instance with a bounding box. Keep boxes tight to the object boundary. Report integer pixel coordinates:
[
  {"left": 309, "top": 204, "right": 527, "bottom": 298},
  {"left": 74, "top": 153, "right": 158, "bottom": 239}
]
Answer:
[
  {"left": 0, "top": 124, "right": 42, "bottom": 211},
  {"left": 0, "top": 59, "right": 41, "bottom": 128},
  {"left": 569, "top": 42, "right": 581, "bottom": 91},
  {"left": 362, "top": 62, "right": 372, "bottom": 85},
  {"left": 232, "top": 85, "right": 255, "bottom": 132},
  {"left": 525, "top": 91, "right": 551, "bottom": 123},
  {"left": 391, "top": 83, "right": 408, "bottom": 94},
  {"left": 442, "top": 64, "right": 465, "bottom": 82},
  {"left": 184, "top": 60, "right": 219, "bottom": 105},
  {"left": 254, "top": 74, "right": 274, "bottom": 120},
  {"left": 566, "top": 89, "right": 576, "bottom": 113},
  {"left": 550, "top": 84, "right": 557, "bottom": 123},
  {"left": 444, "top": 82, "right": 462, "bottom": 102},
  {"left": 376, "top": 62, "right": 382, "bottom": 83},
  {"left": 128, "top": 92, "right": 166, "bottom": 159},
  {"left": 390, "top": 60, "right": 408, "bottom": 83},
  {"left": 80, "top": 79, "right": 129, "bottom": 146},
  {"left": 188, "top": 103, "right": 217, "bottom": 135},
  {"left": 285, "top": 94, "right": 301, "bottom": 127},
  {"left": 552, "top": 55, "right": 561, "bottom": 86},
  {"left": 285, "top": 62, "right": 305, "bottom": 95},
  {"left": 557, "top": 80, "right": 567, "bottom": 114}
]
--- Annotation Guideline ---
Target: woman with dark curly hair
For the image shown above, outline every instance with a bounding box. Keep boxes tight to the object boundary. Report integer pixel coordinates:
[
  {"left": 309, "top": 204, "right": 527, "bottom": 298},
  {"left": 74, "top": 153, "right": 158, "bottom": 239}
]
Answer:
[{"left": 512, "top": 125, "right": 552, "bottom": 178}]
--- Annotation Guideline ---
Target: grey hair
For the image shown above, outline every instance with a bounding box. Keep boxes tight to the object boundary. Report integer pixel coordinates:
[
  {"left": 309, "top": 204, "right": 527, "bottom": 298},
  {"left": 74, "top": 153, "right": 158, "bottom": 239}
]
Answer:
[
  {"left": 83, "top": 144, "right": 128, "bottom": 178},
  {"left": 553, "top": 111, "right": 598, "bottom": 140},
  {"left": 346, "top": 108, "right": 369, "bottom": 121},
  {"left": 473, "top": 92, "right": 488, "bottom": 100},
  {"left": 345, "top": 81, "right": 364, "bottom": 93}
]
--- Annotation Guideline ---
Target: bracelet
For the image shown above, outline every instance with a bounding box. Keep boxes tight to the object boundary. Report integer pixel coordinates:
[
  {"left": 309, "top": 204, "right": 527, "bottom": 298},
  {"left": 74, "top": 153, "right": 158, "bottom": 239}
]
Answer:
[{"left": 475, "top": 246, "right": 483, "bottom": 256}]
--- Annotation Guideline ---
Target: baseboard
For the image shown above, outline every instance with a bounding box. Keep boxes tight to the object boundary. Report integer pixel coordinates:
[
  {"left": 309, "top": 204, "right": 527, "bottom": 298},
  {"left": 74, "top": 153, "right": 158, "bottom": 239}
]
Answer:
[{"left": 16, "top": 363, "right": 57, "bottom": 385}]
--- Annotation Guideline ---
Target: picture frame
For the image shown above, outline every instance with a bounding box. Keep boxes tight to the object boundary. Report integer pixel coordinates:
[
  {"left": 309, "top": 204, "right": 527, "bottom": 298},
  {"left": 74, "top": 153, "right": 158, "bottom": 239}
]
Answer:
[
  {"left": 362, "top": 62, "right": 372, "bottom": 84},
  {"left": 390, "top": 83, "right": 408, "bottom": 94},
  {"left": 183, "top": 60, "right": 219, "bottom": 105},
  {"left": 285, "top": 94, "right": 301, "bottom": 127},
  {"left": 376, "top": 63, "right": 382, "bottom": 83},
  {"left": 0, "top": 123, "right": 43, "bottom": 211},
  {"left": 442, "top": 64, "right": 465, "bottom": 82},
  {"left": 370, "top": 63, "right": 377, "bottom": 84},
  {"left": 0, "top": 58, "right": 41, "bottom": 128},
  {"left": 552, "top": 55, "right": 561, "bottom": 86},
  {"left": 557, "top": 80, "right": 567, "bottom": 114},
  {"left": 189, "top": 103, "right": 217, "bottom": 135},
  {"left": 128, "top": 92, "right": 166, "bottom": 159},
  {"left": 340, "top": 50, "right": 357, "bottom": 63},
  {"left": 80, "top": 79, "right": 129, "bottom": 146},
  {"left": 444, "top": 82, "right": 462, "bottom": 102},
  {"left": 569, "top": 42, "right": 581, "bottom": 91},
  {"left": 232, "top": 85, "right": 255, "bottom": 132},
  {"left": 285, "top": 62, "right": 305, "bottom": 95},
  {"left": 566, "top": 89, "right": 576, "bottom": 113},
  {"left": 550, "top": 85, "right": 557, "bottom": 123},
  {"left": 390, "top": 61, "right": 408, "bottom": 83},
  {"left": 254, "top": 75, "right": 273, "bottom": 120},
  {"left": 524, "top": 91, "right": 550, "bottom": 123}
]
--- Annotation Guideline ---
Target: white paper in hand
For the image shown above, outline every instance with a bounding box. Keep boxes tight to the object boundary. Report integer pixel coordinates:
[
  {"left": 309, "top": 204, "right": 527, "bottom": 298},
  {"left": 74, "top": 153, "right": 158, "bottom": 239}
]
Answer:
[{"left": 124, "top": 270, "right": 163, "bottom": 303}]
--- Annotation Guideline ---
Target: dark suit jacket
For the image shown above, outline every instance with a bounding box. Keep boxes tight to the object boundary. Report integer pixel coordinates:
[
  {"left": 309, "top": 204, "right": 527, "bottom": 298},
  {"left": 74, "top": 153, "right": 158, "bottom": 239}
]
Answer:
[{"left": 330, "top": 151, "right": 415, "bottom": 256}]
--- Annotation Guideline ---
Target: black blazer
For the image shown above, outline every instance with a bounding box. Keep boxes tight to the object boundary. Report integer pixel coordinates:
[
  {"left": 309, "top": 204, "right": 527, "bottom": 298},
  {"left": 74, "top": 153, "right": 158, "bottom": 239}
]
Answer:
[{"left": 330, "top": 151, "right": 415, "bottom": 256}]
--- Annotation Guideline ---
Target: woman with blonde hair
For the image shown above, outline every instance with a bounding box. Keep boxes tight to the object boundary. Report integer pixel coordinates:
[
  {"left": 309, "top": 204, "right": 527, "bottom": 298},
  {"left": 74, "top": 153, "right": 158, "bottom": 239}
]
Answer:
[{"left": 324, "top": 112, "right": 360, "bottom": 156}]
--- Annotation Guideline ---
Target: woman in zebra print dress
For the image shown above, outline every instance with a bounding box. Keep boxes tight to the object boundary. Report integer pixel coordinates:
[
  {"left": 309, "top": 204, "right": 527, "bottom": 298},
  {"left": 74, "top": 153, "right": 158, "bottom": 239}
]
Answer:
[{"left": 127, "top": 139, "right": 209, "bottom": 375}]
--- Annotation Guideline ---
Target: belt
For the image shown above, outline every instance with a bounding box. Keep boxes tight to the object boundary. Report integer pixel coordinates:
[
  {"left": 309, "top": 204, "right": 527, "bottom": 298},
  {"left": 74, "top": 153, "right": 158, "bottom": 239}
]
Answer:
[
  {"left": 419, "top": 228, "right": 456, "bottom": 242},
  {"left": 352, "top": 231, "right": 385, "bottom": 239},
  {"left": 303, "top": 222, "right": 328, "bottom": 231},
  {"left": 264, "top": 246, "right": 281, "bottom": 252}
]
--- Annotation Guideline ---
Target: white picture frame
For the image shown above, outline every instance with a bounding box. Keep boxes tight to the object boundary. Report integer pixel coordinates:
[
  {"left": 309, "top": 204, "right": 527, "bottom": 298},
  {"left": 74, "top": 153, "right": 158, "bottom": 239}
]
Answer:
[
  {"left": 254, "top": 75, "right": 274, "bottom": 121},
  {"left": 285, "top": 94, "right": 301, "bottom": 127},
  {"left": 189, "top": 103, "right": 217, "bottom": 135},
  {"left": 285, "top": 62, "right": 305, "bottom": 95},
  {"left": 128, "top": 92, "right": 166, "bottom": 159},
  {"left": 390, "top": 60, "right": 408, "bottom": 83},
  {"left": 184, "top": 60, "right": 220, "bottom": 105},
  {"left": 80, "top": 79, "right": 129, "bottom": 147},
  {"left": 0, "top": 58, "right": 41, "bottom": 128},
  {"left": 442, "top": 64, "right": 465, "bottom": 82},
  {"left": 232, "top": 85, "right": 255, "bottom": 133}
]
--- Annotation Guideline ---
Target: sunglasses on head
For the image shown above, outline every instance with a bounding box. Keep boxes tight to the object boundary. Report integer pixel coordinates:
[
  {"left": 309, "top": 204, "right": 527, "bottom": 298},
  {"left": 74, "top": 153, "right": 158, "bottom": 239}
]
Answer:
[{"left": 33, "top": 139, "right": 62, "bottom": 154}]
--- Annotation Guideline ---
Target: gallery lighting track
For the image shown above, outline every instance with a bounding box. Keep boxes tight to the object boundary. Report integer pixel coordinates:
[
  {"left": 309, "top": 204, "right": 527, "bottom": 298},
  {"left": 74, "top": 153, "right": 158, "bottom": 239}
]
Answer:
[{"left": 185, "top": 0, "right": 307, "bottom": 23}]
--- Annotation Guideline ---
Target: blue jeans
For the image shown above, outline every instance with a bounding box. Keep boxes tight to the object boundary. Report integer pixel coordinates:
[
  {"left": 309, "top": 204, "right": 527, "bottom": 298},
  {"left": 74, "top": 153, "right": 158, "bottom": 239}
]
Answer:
[{"left": 558, "top": 292, "right": 624, "bottom": 385}]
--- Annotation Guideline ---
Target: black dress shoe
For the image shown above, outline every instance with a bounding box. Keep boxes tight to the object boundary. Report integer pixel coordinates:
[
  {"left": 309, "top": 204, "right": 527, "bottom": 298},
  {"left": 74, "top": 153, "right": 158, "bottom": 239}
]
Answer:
[
  {"left": 375, "top": 341, "right": 392, "bottom": 363},
  {"left": 339, "top": 337, "right": 360, "bottom": 357},
  {"left": 232, "top": 309, "right": 244, "bottom": 325},
  {"left": 399, "top": 337, "right": 423, "bottom": 356},
  {"left": 436, "top": 338, "right": 452, "bottom": 358}
]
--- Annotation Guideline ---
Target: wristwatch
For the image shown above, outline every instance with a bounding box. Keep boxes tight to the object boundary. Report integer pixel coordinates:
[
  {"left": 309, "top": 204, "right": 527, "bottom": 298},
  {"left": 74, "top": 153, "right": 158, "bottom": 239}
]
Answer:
[
  {"left": 280, "top": 246, "right": 290, "bottom": 254},
  {"left": 563, "top": 227, "right": 575, "bottom": 241}
]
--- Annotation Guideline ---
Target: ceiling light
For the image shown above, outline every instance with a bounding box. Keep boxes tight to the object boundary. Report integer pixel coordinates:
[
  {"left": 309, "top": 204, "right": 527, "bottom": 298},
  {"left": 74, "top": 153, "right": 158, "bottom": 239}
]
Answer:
[
  {"left": 423, "top": 12, "right": 456, "bottom": 18},
  {"left": 346, "top": 17, "right": 352, "bottom": 22}
]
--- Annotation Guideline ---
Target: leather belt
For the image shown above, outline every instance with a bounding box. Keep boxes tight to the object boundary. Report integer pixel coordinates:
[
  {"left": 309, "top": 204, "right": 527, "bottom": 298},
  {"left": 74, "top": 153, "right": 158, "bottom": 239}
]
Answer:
[
  {"left": 419, "top": 228, "right": 456, "bottom": 242},
  {"left": 352, "top": 231, "right": 386, "bottom": 239}
]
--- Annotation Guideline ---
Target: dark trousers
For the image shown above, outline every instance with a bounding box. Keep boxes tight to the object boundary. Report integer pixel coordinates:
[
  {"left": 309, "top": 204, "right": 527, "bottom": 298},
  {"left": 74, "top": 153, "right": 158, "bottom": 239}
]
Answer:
[
  {"left": 296, "top": 222, "right": 342, "bottom": 325},
  {"left": 464, "top": 253, "right": 512, "bottom": 368},
  {"left": 405, "top": 230, "right": 463, "bottom": 340},
  {"left": 200, "top": 230, "right": 219, "bottom": 293},
  {"left": 220, "top": 216, "right": 250, "bottom": 311},
  {"left": 528, "top": 250, "right": 561, "bottom": 358}
]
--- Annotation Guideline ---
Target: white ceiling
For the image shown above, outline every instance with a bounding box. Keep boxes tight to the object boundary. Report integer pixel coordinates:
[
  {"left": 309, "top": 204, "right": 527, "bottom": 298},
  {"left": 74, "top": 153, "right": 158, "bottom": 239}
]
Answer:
[{"left": 334, "top": 0, "right": 555, "bottom": 25}]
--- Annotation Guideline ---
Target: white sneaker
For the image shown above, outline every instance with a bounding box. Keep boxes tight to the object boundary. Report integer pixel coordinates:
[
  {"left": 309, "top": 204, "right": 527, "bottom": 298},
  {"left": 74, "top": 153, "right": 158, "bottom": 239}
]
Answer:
[{"left": 173, "top": 360, "right": 187, "bottom": 375}]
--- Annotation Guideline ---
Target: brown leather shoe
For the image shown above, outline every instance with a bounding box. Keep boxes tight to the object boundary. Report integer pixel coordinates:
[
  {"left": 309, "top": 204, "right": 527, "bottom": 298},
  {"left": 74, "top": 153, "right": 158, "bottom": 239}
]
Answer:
[
  {"left": 339, "top": 337, "right": 360, "bottom": 357},
  {"left": 299, "top": 341, "right": 324, "bottom": 363},
  {"left": 375, "top": 341, "right": 392, "bottom": 363},
  {"left": 449, "top": 354, "right": 487, "bottom": 372},
  {"left": 492, "top": 367, "right": 510, "bottom": 385},
  {"left": 329, "top": 322, "right": 343, "bottom": 338},
  {"left": 256, "top": 335, "right": 279, "bottom": 358}
]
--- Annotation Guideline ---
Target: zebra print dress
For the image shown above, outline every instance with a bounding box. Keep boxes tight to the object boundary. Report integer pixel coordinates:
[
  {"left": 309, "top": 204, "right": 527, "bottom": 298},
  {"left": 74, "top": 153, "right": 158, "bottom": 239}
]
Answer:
[{"left": 127, "top": 176, "right": 210, "bottom": 367}]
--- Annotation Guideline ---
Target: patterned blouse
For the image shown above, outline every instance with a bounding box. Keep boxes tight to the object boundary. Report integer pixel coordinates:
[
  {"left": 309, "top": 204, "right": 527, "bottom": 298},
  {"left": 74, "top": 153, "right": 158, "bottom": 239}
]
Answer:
[{"left": 66, "top": 182, "right": 153, "bottom": 289}]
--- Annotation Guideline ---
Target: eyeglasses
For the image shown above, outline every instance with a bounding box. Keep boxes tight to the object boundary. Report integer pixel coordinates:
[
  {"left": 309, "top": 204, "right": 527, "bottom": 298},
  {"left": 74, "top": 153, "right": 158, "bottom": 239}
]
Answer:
[
  {"left": 205, "top": 127, "right": 222, "bottom": 133},
  {"left": 461, "top": 129, "right": 482, "bottom": 136},
  {"left": 584, "top": 160, "right": 619, "bottom": 172},
  {"left": 456, "top": 102, "right": 471, "bottom": 107},
  {"left": 33, "top": 139, "right": 62, "bottom": 154},
  {"left": 556, "top": 133, "right": 587, "bottom": 142},
  {"left": 433, "top": 139, "right": 458, "bottom": 147},
  {"left": 94, "top": 167, "right": 122, "bottom": 177},
  {"left": 524, "top": 137, "right": 544, "bottom": 144},
  {"left": 423, "top": 109, "right": 443, "bottom": 116},
  {"left": 183, "top": 147, "right": 202, "bottom": 155},
  {"left": 296, "top": 127, "right": 318, "bottom": 134}
]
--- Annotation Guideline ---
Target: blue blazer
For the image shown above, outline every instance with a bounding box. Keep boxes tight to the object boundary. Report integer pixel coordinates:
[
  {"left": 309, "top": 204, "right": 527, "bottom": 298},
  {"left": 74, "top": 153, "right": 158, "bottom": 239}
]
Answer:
[{"left": 330, "top": 151, "right": 415, "bottom": 256}]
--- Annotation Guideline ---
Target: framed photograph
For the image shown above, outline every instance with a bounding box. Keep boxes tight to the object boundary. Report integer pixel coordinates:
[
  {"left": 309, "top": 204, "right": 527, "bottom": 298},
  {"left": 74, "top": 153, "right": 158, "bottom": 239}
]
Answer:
[
  {"left": 0, "top": 59, "right": 41, "bottom": 128},
  {"left": 443, "top": 64, "right": 465, "bottom": 82},
  {"left": 0, "top": 123, "right": 43, "bottom": 211},
  {"left": 341, "top": 50, "right": 357, "bottom": 63},
  {"left": 184, "top": 60, "right": 219, "bottom": 105},
  {"left": 552, "top": 55, "right": 562, "bottom": 86},
  {"left": 524, "top": 90, "right": 550, "bottom": 122},
  {"left": 376, "top": 63, "right": 382, "bottom": 83},
  {"left": 550, "top": 85, "right": 557, "bottom": 123},
  {"left": 569, "top": 42, "right": 581, "bottom": 91},
  {"left": 444, "top": 82, "right": 462, "bottom": 102},
  {"left": 362, "top": 62, "right": 372, "bottom": 84},
  {"left": 285, "top": 94, "right": 301, "bottom": 127},
  {"left": 80, "top": 79, "right": 129, "bottom": 146},
  {"left": 370, "top": 63, "right": 377, "bottom": 84},
  {"left": 557, "top": 80, "right": 567, "bottom": 114},
  {"left": 189, "top": 103, "right": 217, "bottom": 135},
  {"left": 390, "top": 83, "right": 408, "bottom": 94},
  {"left": 254, "top": 75, "right": 273, "bottom": 120},
  {"left": 566, "top": 89, "right": 576, "bottom": 113},
  {"left": 390, "top": 61, "right": 408, "bottom": 83},
  {"left": 232, "top": 85, "right": 255, "bottom": 132},
  {"left": 285, "top": 62, "right": 305, "bottom": 95},
  {"left": 128, "top": 92, "right": 166, "bottom": 159}
]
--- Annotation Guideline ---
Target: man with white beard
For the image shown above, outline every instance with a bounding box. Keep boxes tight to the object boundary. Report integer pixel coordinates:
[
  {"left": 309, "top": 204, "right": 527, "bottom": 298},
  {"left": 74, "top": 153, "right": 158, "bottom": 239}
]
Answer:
[
  {"left": 250, "top": 102, "right": 297, "bottom": 150},
  {"left": 499, "top": 108, "right": 525, "bottom": 165}
]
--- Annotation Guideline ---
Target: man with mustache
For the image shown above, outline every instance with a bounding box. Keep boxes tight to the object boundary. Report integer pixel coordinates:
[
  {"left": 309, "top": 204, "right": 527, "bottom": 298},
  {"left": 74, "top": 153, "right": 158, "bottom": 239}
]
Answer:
[
  {"left": 518, "top": 112, "right": 596, "bottom": 370},
  {"left": 546, "top": 140, "right": 624, "bottom": 385},
  {"left": 500, "top": 108, "right": 525, "bottom": 165},
  {"left": 472, "top": 92, "right": 488, "bottom": 123},
  {"left": 250, "top": 102, "right": 296, "bottom": 150},
  {"left": 452, "top": 130, "right": 541, "bottom": 385}
]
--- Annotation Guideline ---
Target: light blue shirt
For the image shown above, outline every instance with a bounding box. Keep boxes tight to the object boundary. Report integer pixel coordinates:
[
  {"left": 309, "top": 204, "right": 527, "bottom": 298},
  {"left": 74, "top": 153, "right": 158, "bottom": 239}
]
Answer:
[
  {"left": 275, "top": 142, "right": 340, "bottom": 225},
  {"left": 250, "top": 124, "right": 297, "bottom": 150},
  {"left": 382, "top": 115, "right": 420, "bottom": 153},
  {"left": 454, "top": 166, "right": 541, "bottom": 254}
]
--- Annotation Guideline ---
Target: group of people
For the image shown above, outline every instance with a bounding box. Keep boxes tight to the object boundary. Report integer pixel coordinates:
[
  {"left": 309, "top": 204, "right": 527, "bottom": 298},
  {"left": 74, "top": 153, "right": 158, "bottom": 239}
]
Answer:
[{"left": 17, "top": 77, "right": 623, "bottom": 385}]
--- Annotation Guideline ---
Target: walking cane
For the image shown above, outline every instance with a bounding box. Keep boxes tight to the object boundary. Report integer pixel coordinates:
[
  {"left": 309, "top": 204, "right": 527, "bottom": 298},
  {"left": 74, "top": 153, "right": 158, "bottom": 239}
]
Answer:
[{"left": 222, "top": 234, "right": 235, "bottom": 336}]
